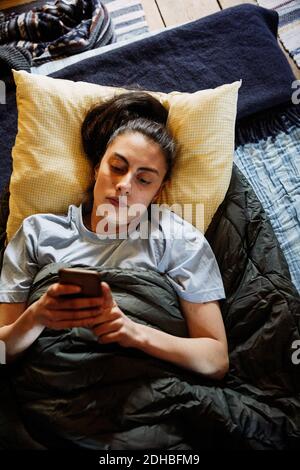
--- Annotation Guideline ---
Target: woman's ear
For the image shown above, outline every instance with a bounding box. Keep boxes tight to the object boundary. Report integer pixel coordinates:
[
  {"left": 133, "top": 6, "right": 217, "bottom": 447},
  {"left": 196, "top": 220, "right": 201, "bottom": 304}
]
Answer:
[{"left": 94, "top": 163, "right": 100, "bottom": 180}]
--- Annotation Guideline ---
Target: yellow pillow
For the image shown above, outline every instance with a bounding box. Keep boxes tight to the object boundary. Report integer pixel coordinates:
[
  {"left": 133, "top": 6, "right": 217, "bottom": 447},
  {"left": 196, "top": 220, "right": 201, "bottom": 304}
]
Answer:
[{"left": 7, "top": 70, "right": 241, "bottom": 241}]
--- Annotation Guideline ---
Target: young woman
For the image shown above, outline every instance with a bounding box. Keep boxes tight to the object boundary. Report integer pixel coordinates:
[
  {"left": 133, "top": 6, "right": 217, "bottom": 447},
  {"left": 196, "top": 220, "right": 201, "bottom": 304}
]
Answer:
[{"left": 0, "top": 92, "right": 228, "bottom": 379}]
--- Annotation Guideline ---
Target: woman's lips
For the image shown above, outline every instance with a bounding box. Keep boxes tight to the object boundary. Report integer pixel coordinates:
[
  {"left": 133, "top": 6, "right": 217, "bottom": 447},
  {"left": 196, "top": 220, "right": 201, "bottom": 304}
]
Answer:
[{"left": 106, "top": 197, "right": 128, "bottom": 208}]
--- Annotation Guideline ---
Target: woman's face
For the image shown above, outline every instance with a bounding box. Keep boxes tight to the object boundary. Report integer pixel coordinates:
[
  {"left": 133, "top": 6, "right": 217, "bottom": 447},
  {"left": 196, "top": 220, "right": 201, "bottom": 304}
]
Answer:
[{"left": 92, "top": 132, "right": 167, "bottom": 229}]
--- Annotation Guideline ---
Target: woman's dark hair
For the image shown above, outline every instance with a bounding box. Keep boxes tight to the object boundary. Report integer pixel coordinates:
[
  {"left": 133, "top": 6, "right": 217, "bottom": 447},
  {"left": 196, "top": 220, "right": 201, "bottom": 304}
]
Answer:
[{"left": 81, "top": 91, "right": 176, "bottom": 182}]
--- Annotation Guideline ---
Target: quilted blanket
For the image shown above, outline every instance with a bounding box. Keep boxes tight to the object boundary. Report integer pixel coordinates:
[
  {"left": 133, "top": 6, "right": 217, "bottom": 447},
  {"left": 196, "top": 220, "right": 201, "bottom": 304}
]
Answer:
[{"left": 1, "top": 165, "right": 299, "bottom": 450}]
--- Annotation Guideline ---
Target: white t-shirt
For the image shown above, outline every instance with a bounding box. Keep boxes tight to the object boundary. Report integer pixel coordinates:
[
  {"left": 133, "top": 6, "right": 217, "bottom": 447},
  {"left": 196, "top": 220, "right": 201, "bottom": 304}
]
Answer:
[{"left": 0, "top": 205, "right": 225, "bottom": 303}]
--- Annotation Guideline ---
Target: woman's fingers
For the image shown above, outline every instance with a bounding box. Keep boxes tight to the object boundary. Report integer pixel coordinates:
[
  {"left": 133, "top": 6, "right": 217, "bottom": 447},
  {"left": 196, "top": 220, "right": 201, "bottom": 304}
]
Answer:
[
  {"left": 51, "top": 307, "right": 101, "bottom": 321},
  {"left": 48, "top": 309, "right": 120, "bottom": 330},
  {"left": 98, "top": 331, "right": 120, "bottom": 344},
  {"left": 52, "top": 296, "right": 103, "bottom": 310},
  {"left": 47, "top": 282, "right": 81, "bottom": 298},
  {"left": 46, "top": 283, "right": 104, "bottom": 310},
  {"left": 46, "top": 307, "right": 102, "bottom": 329},
  {"left": 101, "top": 282, "right": 115, "bottom": 308},
  {"left": 93, "top": 318, "right": 122, "bottom": 338},
  {"left": 40, "top": 281, "right": 117, "bottom": 330}
]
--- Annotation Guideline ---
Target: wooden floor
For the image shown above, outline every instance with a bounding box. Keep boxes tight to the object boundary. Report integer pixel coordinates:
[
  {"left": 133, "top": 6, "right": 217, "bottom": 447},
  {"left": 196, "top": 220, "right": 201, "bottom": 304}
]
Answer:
[
  {"left": 141, "top": 0, "right": 300, "bottom": 79},
  {"left": 2, "top": 0, "right": 299, "bottom": 79}
]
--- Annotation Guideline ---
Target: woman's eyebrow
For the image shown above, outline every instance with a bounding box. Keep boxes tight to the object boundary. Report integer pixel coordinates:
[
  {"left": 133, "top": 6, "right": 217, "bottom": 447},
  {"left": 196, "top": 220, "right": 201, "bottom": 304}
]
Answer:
[{"left": 113, "top": 152, "right": 160, "bottom": 175}]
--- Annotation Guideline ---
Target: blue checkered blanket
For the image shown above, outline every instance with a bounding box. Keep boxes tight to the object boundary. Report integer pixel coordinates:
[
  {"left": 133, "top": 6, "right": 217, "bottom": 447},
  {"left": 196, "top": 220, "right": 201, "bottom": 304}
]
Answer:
[{"left": 235, "top": 109, "right": 300, "bottom": 292}]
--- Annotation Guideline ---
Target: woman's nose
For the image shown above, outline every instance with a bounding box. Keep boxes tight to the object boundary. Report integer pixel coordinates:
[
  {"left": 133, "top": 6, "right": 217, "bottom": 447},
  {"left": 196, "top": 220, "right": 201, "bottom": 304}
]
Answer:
[{"left": 116, "top": 175, "right": 132, "bottom": 195}]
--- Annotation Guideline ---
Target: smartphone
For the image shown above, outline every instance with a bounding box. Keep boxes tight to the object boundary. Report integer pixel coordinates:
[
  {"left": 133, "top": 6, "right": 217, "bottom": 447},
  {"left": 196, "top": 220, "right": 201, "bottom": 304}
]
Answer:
[{"left": 58, "top": 268, "right": 103, "bottom": 298}]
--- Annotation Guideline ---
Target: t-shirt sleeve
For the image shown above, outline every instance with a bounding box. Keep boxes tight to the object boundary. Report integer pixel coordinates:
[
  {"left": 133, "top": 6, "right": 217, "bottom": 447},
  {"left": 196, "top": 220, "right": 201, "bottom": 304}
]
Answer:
[
  {"left": 0, "top": 218, "right": 39, "bottom": 303},
  {"left": 159, "top": 221, "right": 225, "bottom": 303}
]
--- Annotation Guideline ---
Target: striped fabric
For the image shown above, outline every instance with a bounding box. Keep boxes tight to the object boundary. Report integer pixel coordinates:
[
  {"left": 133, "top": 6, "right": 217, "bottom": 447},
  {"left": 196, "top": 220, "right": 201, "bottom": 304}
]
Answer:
[
  {"left": 0, "top": 0, "right": 115, "bottom": 63},
  {"left": 1, "top": 0, "right": 149, "bottom": 46},
  {"left": 257, "top": 0, "right": 300, "bottom": 68},
  {"left": 103, "top": 0, "right": 149, "bottom": 41},
  {"left": 30, "top": 0, "right": 150, "bottom": 74},
  {"left": 234, "top": 120, "right": 300, "bottom": 293}
]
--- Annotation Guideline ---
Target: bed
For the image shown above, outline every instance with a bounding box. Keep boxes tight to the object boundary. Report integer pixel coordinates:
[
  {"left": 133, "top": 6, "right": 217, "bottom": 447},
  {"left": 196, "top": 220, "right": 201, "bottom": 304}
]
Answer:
[{"left": 0, "top": 4, "right": 299, "bottom": 450}]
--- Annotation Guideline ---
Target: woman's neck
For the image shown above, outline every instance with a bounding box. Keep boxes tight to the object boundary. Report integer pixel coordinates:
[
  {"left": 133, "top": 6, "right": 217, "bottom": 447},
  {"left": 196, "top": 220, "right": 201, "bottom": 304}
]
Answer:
[
  {"left": 86, "top": 206, "right": 128, "bottom": 235},
  {"left": 82, "top": 211, "right": 92, "bottom": 231}
]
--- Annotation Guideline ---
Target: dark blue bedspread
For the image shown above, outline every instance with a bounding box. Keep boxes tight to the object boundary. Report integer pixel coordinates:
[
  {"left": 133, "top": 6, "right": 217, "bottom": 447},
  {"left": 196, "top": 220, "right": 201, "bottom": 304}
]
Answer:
[{"left": 0, "top": 4, "right": 296, "bottom": 192}]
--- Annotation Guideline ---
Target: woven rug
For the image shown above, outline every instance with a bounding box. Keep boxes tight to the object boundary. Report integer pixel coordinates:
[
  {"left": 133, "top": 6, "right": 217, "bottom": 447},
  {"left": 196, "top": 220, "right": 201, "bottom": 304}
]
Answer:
[
  {"left": 0, "top": 0, "right": 149, "bottom": 44},
  {"left": 235, "top": 106, "right": 300, "bottom": 293},
  {"left": 257, "top": 0, "right": 300, "bottom": 68},
  {"left": 104, "top": 0, "right": 149, "bottom": 42}
]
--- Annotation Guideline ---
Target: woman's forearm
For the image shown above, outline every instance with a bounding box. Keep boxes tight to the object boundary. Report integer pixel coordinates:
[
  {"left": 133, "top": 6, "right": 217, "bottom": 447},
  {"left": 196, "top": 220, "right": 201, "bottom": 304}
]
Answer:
[
  {"left": 133, "top": 324, "right": 229, "bottom": 380},
  {"left": 0, "top": 307, "right": 45, "bottom": 362}
]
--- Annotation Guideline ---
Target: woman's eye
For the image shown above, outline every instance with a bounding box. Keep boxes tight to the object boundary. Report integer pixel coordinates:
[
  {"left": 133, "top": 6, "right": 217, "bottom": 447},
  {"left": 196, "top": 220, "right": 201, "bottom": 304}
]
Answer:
[
  {"left": 111, "top": 165, "right": 125, "bottom": 173},
  {"left": 139, "top": 178, "right": 151, "bottom": 185}
]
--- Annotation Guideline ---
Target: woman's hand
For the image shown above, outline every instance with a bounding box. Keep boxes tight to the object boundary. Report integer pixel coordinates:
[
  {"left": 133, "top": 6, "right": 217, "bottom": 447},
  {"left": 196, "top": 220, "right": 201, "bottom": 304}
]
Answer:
[
  {"left": 28, "top": 281, "right": 141, "bottom": 347},
  {"left": 29, "top": 282, "right": 104, "bottom": 330},
  {"left": 91, "top": 282, "right": 141, "bottom": 348}
]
